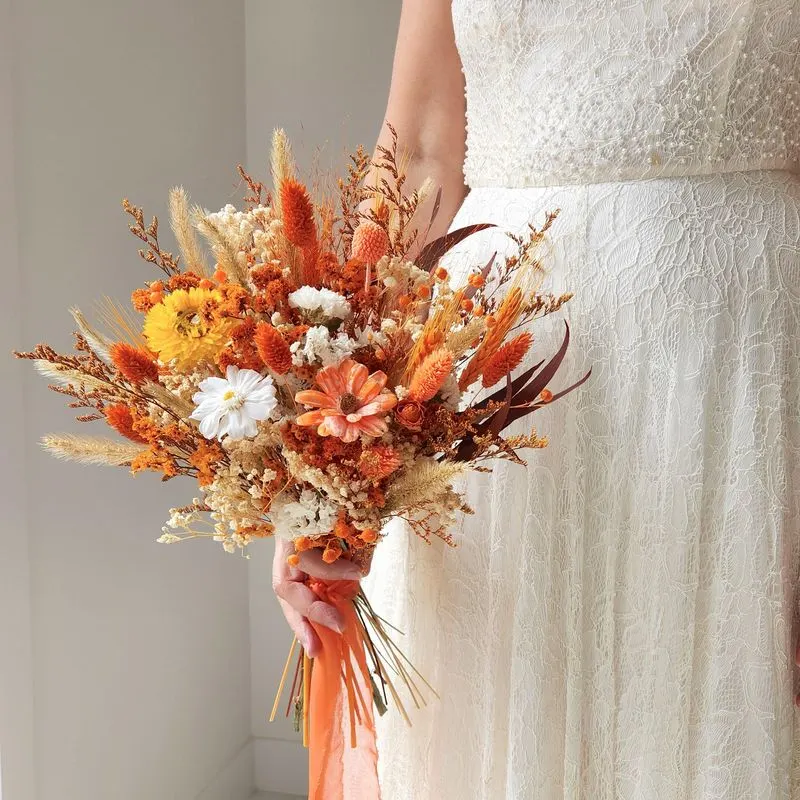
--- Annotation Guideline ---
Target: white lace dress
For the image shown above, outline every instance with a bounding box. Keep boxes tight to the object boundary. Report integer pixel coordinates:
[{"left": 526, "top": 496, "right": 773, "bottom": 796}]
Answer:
[{"left": 367, "top": 2, "right": 800, "bottom": 798}]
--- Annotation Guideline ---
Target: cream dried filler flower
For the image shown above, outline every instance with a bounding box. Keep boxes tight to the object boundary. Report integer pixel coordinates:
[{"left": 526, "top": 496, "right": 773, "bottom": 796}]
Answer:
[
  {"left": 288, "top": 286, "right": 351, "bottom": 320},
  {"left": 190, "top": 365, "right": 277, "bottom": 441}
]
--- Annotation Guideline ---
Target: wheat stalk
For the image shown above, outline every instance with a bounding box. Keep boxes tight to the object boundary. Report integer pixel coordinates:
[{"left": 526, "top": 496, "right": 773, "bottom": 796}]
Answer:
[
  {"left": 193, "top": 210, "right": 248, "bottom": 284},
  {"left": 34, "top": 361, "right": 113, "bottom": 392},
  {"left": 169, "top": 187, "right": 208, "bottom": 275},
  {"left": 41, "top": 434, "right": 147, "bottom": 466},
  {"left": 69, "top": 307, "right": 113, "bottom": 364}
]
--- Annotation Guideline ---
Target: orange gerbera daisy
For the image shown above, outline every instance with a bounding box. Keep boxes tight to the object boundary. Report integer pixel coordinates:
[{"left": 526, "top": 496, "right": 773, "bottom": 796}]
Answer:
[{"left": 295, "top": 358, "right": 397, "bottom": 443}]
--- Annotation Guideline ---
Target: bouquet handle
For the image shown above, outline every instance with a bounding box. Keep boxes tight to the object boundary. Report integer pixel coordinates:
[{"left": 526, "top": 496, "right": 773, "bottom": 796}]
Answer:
[{"left": 306, "top": 579, "right": 381, "bottom": 800}]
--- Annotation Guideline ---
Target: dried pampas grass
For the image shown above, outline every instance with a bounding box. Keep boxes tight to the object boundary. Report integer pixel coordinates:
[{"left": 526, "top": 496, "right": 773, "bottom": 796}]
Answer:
[
  {"left": 41, "top": 434, "right": 147, "bottom": 466},
  {"left": 385, "top": 459, "right": 465, "bottom": 512}
]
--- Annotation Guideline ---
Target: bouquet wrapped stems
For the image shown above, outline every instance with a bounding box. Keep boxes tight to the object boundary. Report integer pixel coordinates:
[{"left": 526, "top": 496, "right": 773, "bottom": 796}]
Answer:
[{"left": 271, "top": 575, "right": 436, "bottom": 799}]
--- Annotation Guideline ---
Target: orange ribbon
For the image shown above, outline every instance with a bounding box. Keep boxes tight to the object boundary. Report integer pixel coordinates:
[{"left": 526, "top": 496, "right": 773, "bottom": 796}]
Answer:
[{"left": 306, "top": 579, "right": 381, "bottom": 800}]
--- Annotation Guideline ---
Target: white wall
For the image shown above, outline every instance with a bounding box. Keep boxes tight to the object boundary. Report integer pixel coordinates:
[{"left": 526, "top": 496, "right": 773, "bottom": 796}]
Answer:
[
  {"left": 5, "top": 2, "right": 252, "bottom": 799},
  {"left": 0, "top": 1, "right": 36, "bottom": 798},
  {"left": 244, "top": 2, "right": 401, "bottom": 794}
]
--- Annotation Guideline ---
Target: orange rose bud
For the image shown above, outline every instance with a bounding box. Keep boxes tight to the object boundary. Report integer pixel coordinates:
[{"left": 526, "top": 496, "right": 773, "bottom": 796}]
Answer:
[
  {"left": 460, "top": 298, "right": 474, "bottom": 312},
  {"left": 540, "top": 388, "right": 553, "bottom": 403},
  {"left": 468, "top": 273, "right": 485, "bottom": 288},
  {"left": 435, "top": 267, "right": 449, "bottom": 281},
  {"left": 360, "top": 529, "right": 379, "bottom": 544},
  {"left": 416, "top": 283, "right": 432, "bottom": 299},
  {"left": 395, "top": 399, "right": 425, "bottom": 431},
  {"left": 351, "top": 220, "right": 389, "bottom": 264},
  {"left": 150, "top": 281, "right": 164, "bottom": 292},
  {"left": 286, "top": 553, "right": 300, "bottom": 568},
  {"left": 213, "top": 268, "right": 228, "bottom": 283},
  {"left": 149, "top": 291, "right": 163, "bottom": 304}
]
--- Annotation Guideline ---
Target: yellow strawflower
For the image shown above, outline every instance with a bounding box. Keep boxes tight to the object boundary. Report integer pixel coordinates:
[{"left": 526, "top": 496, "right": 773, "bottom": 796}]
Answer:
[{"left": 143, "top": 288, "right": 234, "bottom": 369}]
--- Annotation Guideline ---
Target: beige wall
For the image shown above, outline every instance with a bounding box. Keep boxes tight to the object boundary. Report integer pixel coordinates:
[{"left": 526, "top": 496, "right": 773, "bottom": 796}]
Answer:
[
  {"left": 244, "top": 1, "right": 401, "bottom": 794},
  {"left": 0, "top": 0, "right": 36, "bottom": 798},
  {"left": 2, "top": 2, "right": 403, "bottom": 798},
  {"left": 3, "top": 2, "right": 251, "bottom": 799}
]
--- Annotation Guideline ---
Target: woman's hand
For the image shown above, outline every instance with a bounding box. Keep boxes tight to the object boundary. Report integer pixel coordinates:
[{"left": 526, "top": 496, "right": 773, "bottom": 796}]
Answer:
[{"left": 272, "top": 538, "right": 364, "bottom": 658}]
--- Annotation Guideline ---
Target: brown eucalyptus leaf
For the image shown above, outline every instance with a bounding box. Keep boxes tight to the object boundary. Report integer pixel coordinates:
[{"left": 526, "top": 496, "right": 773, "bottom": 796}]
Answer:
[{"left": 417, "top": 224, "right": 496, "bottom": 273}]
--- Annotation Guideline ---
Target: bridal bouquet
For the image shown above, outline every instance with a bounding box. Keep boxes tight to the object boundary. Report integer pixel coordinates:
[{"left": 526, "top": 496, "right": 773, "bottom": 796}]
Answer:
[{"left": 16, "top": 128, "right": 589, "bottom": 798}]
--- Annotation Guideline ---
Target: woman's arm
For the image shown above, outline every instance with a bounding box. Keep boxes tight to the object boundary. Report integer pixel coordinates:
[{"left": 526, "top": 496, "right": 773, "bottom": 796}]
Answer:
[
  {"left": 273, "top": 0, "right": 468, "bottom": 656},
  {"left": 368, "top": 0, "right": 468, "bottom": 254}
]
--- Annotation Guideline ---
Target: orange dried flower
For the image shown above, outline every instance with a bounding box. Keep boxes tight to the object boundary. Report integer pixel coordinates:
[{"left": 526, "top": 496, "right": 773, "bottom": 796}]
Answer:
[
  {"left": 322, "top": 542, "right": 343, "bottom": 563},
  {"left": 199, "top": 278, "right": 214, "bottom": 290},
  {"left": 110, "top": 342, "right": 159, "bottom": 386},
  {"left": 250, "top": 263, "right": 283, "bottom": 290},
  {"left": 397, "top": 294, "right": 413, "bottom": 311},
  {"left": 167, "top": 271, "right": 202, "bottom": 292},
  {"left": 189, "top": 440, "right": 225, "bottom": 487},
  {"left": 540, "top": 388, "right": 553, "bottom": 403},
  {"left": 217, "top": 318, "right": 262, "bottom": 372},
  {"left": 435, "top": 267, "right": 449, "bottom": 281},
  {"left": 359, "top": 444, "right": 403, "bottom": 480},
  {"left": 213, "top": 268, "right": 228, "bottom": 283},
  {"left": 351, "top": 220, "right": 389, "bottom": 264},
  {"left": 254, "top": 323, "right": 292, "bottom": 375},
  {"left": 132, "top": 287, "right": 157, "bottom": 313},
  {"left": 481, "top": 332, "right": 533, "bottom": 388},
  {"left": 105, "top": 404, "right": 148, "bottom": 444},
  {"left": 416, "top": 283, "right": 432, "bottom": 299},
  {"left": 459, "top": 287, "right": 524, "bottom": 389},
  {"left": 408, "top": 348, "right": 454, "bottom": 402},
  {"left": 149, "top": 291, "right": 163, "bottom": 305},
  {"left": 286, "top": 553, "right": 300, "bottom": 568},
  {"left": 473, "top": 305, "right": 485, "bottom": 317},
  {"left": 461, "top": 298, "right": 474, "bottom": 312},
  {"left": 359, "top": 529, "right": 379, "bottom": 544},
  {"left": 130, "top": 445, "right": 179, "bottom": 479},
  {"left": 280, "top": 179, "right": 317, "bottom": 248},
  {"left": 468, "top": 273, "right": 485, "bottom": 288},
  {"left": 294, "top": 536, "right": 316, "bottom": 553}
]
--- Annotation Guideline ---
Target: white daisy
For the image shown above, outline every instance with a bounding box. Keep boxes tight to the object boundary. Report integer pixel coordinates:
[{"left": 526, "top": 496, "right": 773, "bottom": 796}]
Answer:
[{"left": 190, "top": 365, "right": 277, "bottom": 441}]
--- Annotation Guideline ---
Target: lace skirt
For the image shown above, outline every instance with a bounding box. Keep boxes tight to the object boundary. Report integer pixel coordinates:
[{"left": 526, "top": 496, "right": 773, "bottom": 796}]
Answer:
[{"left": 366, "top": 169, "right": 800, "bottom": 799}]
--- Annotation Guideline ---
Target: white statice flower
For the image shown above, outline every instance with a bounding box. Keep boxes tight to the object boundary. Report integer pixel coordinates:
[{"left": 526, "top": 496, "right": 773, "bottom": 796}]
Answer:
[
  {"left": 271, "top": 311, "right": 285, "bottom": 326},
  {"left": 270, "top": 489, "right": 340, "bottom": 540},
  {"left": 394, "top": 384, "right": 410, "bottom": 401},
  {"left": 288, "top": 286, "right": 351, "bottom": 321},
  {"left": 191, "top": 365, "right": 277, "bottom": 441},
  {"left": 290, "top": 325, "right": 358, "bottom": 367}
]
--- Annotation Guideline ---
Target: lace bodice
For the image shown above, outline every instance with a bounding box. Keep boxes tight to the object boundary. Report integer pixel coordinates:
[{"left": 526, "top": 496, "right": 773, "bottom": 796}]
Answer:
[{"left": 452, "top": 0, "right": 800, "bottom": 187}]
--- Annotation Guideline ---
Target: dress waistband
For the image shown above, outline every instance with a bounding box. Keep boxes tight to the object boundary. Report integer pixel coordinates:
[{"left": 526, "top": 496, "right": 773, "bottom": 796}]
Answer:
[{"left": 465, "top": 157, "right": 800, "bottom": 191}]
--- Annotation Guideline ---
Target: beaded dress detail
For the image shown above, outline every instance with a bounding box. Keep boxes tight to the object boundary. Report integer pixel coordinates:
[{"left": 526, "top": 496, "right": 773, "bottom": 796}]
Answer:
[{"left": 367, "top": 2, "right": 800, "bottom": 798}]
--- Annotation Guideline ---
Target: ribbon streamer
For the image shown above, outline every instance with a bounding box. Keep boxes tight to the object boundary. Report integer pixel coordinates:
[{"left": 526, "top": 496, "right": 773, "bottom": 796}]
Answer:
[{"left": 306, "top": 579, "right": 381, "bottom": 800}]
